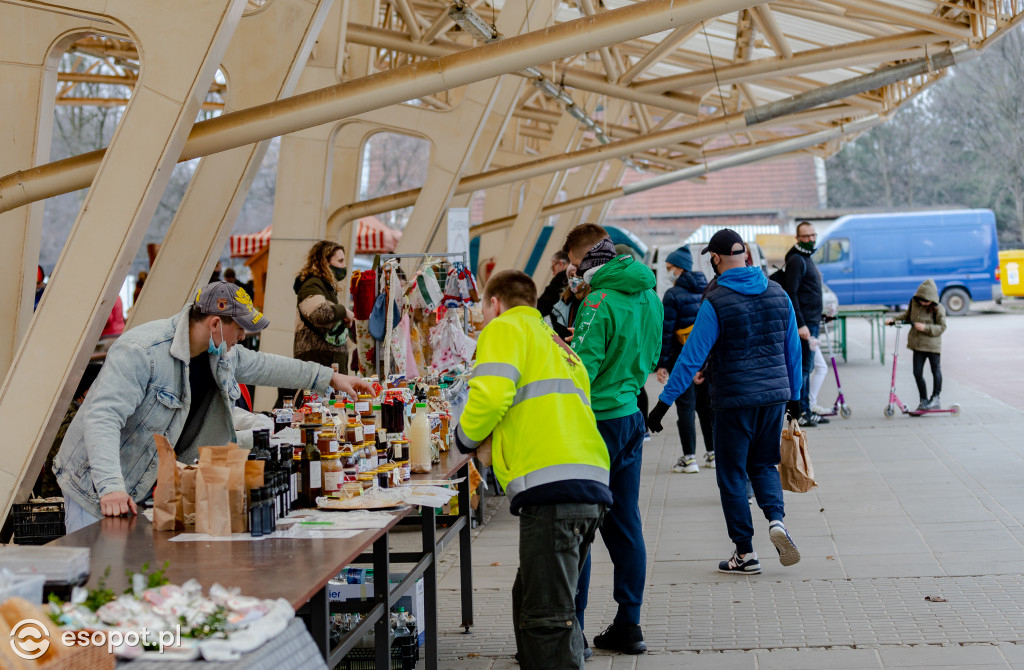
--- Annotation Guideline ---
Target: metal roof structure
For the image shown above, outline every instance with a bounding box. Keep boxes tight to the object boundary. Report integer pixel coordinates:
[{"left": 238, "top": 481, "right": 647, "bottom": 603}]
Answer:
[{"left": 0, "top": 0, "right": 1022, "bottom": 515}]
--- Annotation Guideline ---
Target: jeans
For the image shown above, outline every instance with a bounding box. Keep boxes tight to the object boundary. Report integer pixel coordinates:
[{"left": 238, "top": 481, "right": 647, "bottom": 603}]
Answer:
[
  {"left": 63, "top": 492, "right": 101, "bottom": 534},
  {"left": 912, "top": 351, "right": 942, "bottom": 399},
  {"left": 713, "top": 403, "right": 787, "bottom": 555},
  {"left": 514, "top": 503, "right": 605, "bottom": 670},
  {"left": 575, "top": 411, "right": 646, "bottom": 629},
  {"left": 800, "top": 323, "right": 820, "bottom": 415},
  {"left": 675, "top": 385, "right": 698, "bottom": 457},
  {"left": 808, "top": 347, "right": 828, "bottom": 409}
]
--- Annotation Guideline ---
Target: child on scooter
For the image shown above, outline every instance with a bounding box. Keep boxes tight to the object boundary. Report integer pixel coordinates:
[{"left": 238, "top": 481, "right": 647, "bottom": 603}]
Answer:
[{"left": 885, "top": 279, "right": 947, "bottom": 411}]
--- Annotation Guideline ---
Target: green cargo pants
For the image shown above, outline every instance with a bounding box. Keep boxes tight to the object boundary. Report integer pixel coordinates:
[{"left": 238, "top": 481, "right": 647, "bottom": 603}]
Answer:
[{"left": 512, "top": 502, "right": 606, "bottom": 670}]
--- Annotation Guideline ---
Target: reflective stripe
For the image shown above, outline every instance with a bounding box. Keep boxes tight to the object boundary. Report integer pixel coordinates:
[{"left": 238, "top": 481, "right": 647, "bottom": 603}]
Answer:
[
  {"left": 456, "top": 424, "right": 481, "bottom": 450},
  {"left": 505, "top": 463, "right": 610, "bottom": 499},
  {"left": 513, "top": 379, "right": 590, "bottom": 407},
  {"left": 471, "top": 362, "right": 521, "bottom": 384}
]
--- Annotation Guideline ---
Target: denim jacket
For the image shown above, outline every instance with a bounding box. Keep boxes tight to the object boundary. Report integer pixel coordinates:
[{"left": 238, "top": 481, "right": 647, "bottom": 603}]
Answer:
[{"left": 54, "top": 305, "right": 334, "bottom": 518}]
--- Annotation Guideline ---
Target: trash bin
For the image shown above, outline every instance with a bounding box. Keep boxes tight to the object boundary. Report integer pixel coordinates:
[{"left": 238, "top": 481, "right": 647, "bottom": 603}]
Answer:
[{"left": 998, "top": 249, "right": 1024, "bottom": 298}]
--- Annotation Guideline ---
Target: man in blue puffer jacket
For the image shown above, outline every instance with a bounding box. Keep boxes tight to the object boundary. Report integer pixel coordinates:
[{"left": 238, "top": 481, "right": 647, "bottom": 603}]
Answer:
[
  {"left": 647, "top": 230, "right": 803, "bottom": 576},
  {"left": 654, "top": 247, "right": 708, "bottom": 474}
]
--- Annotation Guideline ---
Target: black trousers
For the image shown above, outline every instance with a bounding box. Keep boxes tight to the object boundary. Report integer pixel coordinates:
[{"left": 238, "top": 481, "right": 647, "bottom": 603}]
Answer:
[{"left": 912, "top": 351, "right": 942, "bottom": 399}]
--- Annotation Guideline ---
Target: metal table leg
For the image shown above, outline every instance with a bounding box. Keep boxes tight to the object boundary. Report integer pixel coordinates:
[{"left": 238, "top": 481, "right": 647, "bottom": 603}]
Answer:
[
  {"left": 307, "top": 586, "right": 330, "bottom": 660},
  {"left": 458, "top": 462, "right": 474, "bottom": 632},
  {"left": 421, "top": 504, "right": 438, "bottom": 670},
  {"left": 374, "top": 533, "right": 391, "bottom": 670}
]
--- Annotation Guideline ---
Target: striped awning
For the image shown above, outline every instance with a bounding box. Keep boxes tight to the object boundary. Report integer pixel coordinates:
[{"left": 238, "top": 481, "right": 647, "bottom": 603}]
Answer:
[{"left": 229, "top": 218, "right": 401, "bottom": 257}]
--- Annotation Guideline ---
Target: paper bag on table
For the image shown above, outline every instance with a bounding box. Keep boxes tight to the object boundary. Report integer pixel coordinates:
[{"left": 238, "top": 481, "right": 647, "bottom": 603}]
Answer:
[
  {"left": 198, "top": 444, "right": 250, "bottom": 533},
  {"left": 180, "top": 463, "right": 198, "bottom": 524},
  {"left": 779, "top": 418, "right": 817, "bottom": 493},
  {"left": 153, "top": 435, "right": 184, "bottom": 531},
  {"left": 195, "top": 465, "right": 231, "bottom": 536}
]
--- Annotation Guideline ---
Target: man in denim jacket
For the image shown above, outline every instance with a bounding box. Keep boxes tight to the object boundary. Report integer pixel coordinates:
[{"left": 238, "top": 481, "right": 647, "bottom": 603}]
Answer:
[{"left": 54, "top": 282, "right": 372, "bottom": 532}]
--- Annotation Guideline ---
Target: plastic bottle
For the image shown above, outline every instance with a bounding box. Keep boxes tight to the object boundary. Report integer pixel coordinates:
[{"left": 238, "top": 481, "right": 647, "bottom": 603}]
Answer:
[
  {"left": 393, "top": 607, "right": 411, "bottom": 642},
  {"left": 409, "top": 402, "right": 432, "bottom": 473}
]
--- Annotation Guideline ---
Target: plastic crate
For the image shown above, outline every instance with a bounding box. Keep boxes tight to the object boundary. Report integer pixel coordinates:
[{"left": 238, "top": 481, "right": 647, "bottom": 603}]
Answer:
[
  {"left": 12, "top": 501, "right": 66, "bottom": 545},
  {"left": 336, "top": 634, "right": 418, "bottom": 670}
]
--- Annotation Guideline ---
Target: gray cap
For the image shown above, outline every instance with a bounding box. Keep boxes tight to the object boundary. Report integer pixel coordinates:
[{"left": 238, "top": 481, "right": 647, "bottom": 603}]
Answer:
[{"left": 194, "top": 281, "right": 269, "bottom": 332}]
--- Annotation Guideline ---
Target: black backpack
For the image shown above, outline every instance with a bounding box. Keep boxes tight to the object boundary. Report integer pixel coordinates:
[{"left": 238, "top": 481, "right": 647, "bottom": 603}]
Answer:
[{"left": 768, "top": 263, "right": 786, "bottom": 284}]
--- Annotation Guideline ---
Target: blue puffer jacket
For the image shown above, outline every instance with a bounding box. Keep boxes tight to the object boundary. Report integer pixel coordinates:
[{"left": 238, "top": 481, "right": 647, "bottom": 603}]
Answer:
[{"left": 658, "top": 271, "right": 707, "bottom": 369}]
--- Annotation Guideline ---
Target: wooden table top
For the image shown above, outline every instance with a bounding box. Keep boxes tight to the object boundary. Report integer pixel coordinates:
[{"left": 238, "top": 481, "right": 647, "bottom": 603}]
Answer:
[{"left": 50, "top": 510, "right": 409, "bottom": 610}]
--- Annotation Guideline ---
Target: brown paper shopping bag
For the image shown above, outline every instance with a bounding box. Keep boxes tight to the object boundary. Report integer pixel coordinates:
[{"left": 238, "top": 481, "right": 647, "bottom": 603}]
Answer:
[
  {"left": 779, "top": 418, "right": 817, "bottom": 493},
  {"left": 198, "top": 444, "right": 250, "bottom": 533},
  {"left": 153, "top": 435, "right": 184, "bottom": 531},
  {"left": 195, "top": 465, "right": 231, "bottom": 536},
  {"left": 180, "top": 463, "right": 198, "bottom": 524}
]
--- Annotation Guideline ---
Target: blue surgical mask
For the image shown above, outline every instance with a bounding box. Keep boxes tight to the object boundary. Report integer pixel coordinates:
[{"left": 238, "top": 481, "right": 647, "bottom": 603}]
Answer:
[{"left": 207, "top": 320, "right": 227, "bottom": 356}]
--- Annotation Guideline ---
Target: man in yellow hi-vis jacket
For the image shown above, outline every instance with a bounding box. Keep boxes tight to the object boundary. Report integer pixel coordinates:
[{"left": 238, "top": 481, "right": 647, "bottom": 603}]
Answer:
[{"left": 456, "top": 270, "right": 613, "bottom": 669}]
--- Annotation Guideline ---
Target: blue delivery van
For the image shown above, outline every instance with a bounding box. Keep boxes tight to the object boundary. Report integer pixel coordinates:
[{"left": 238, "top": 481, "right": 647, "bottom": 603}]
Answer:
[{"left": 814, "top": 209, "right": 1000, "bottom": 315}]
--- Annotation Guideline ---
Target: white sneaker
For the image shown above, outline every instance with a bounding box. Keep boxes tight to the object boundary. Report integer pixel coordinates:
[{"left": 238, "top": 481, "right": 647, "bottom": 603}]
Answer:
[
  {"left": 672, "top": 456, "right": 699, "bottom": 473},
  {"left": 811, "top": 405, "right": 830, "bottom": 415},
  {"left": 703, "top": 452, "right": 716, "bottom": 469}
]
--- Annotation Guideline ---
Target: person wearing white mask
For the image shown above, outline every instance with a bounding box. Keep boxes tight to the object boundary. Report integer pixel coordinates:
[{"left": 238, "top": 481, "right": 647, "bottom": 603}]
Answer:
[{"left": 53, "top": 281, "right": 372, "bottom": 532}]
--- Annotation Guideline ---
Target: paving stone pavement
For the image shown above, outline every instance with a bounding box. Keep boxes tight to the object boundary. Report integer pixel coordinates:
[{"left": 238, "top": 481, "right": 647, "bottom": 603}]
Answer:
[{"left": 415, "top": 314, "right": 1024, "bottom": 669}]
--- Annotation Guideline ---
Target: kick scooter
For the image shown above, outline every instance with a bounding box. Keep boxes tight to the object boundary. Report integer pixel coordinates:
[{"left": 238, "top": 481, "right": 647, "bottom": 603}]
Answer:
[
  {"left": 883, "top": 323, "right": 961, "bottom": 418},
  {"left": 817, "top": 317, "right": 852, "bottom": 419}
]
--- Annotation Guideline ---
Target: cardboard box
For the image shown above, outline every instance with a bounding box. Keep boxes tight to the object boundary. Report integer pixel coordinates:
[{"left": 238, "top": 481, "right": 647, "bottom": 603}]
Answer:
[{"left": 328, "top": 572, "right": 425, "bottom": 645}]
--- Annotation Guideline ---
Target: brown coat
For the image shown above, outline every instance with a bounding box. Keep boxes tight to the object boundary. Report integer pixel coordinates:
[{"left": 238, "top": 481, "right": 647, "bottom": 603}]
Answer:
[
  {"left": 293, "top": 275, "right": 350, "bottom": 369},
  {"left": 893, "top": 279, "right": 946, "bottom": 353}
]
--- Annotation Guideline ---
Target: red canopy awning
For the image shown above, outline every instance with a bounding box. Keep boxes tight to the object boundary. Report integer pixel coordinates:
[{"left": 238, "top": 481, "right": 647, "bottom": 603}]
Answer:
[{"left": 229, "top": 217, "right": 401, "bottom": 258}]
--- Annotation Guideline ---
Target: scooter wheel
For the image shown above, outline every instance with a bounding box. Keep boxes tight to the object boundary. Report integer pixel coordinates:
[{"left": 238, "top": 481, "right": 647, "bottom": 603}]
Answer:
[
  {"left": 840, "top": 405, "right": 852, "bottom": 419},
  {"left": 883, "top": 406, "right": 895, "bottom": 419},
  {"left": 950, "top": 404, "right": 962, "bottom": 417}
]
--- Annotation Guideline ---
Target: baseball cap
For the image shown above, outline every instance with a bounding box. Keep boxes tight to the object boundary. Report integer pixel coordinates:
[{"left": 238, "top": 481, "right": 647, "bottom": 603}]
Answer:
[
  {"left": 194, "top": 281, "right": 269, "bottom": 332},
  {"left": 701, "top": 229, "right": 746, "bottom": 256}
]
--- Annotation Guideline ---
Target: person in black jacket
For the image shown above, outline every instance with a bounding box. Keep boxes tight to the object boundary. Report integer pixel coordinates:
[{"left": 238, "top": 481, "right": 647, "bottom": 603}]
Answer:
[
  {"left": 781, "top": 221, "right": 827, "bottom": 427},
  {"left": 537, "top": 250, "right": 570, "bottom": 318},
  {"left": 654, "top": 247, "right": 708, "bottom": 473}
]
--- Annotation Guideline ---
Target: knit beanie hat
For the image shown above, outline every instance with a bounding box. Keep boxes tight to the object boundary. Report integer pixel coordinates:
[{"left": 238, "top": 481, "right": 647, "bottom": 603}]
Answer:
[{"left": 665, "top": 246, "right": 692, "bottom": 272}]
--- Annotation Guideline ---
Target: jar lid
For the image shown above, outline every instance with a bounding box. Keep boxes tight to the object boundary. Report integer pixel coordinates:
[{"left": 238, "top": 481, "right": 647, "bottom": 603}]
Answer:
[
  {"left": 321, "top": 453, "right": 340, "bottom": 460},
  {"left": 392, "top": 438, "right": 409, "bottom": 444},
  {"left": 415, "top": 403, "right": 427, "bottom": 408},
  {"left": 357, "top": 473, "right": 374, "bottom": 481},
  {"left": 357, "top": 394, "right": 372, "bottom": 399}
]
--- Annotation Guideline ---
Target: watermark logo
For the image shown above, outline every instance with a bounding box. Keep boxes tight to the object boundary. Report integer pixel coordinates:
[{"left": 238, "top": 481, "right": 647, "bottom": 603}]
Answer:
[
  {"left": 10, "top": 619, "right": 50, "bottom": 660},
  {"left": 10, "top": 620, "right": 181, "bottom": 658}
]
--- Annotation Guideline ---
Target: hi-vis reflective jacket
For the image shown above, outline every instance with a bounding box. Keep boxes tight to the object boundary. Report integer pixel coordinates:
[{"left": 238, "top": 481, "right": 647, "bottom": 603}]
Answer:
[{"left": 456, "top": 306, "right": 610, "bottom": 501}]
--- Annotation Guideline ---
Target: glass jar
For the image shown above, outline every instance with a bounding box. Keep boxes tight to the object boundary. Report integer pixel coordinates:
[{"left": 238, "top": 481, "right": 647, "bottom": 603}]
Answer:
[
  {"left": 345, "top": 420, "right": 364, "bottom": 445},
  {"left": 364, "top": 441, "right": 379, "bottom": 468},
  {"left": 397, "top": 460, "right": 410, "bottom": 482},
  {"left": 356, "top": 473, "right": 375, "bottom": 490},
  {"left": 321, "top": 454, "right": 343, "bottom": 494},
  {"left": 391, "top": 439, "right": 409, "bottom": 463},
  {"left": 356, "top": 394, "right": 374, "bottom": 417},
  {"left": 377, "top": 468, "right": 391, "bottom": 489},
  {"left": 318, "top": 429, "right": 339, "bottom": 455}
]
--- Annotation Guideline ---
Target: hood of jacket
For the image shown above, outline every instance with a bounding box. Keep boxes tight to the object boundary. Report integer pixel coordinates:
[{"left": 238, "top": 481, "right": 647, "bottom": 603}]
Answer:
[
  {"left": 589, "top": 255, "right": 657, "bottom": 294},
  {"left": 914, "top": 278, "right": 940, "bottom": 303},
  {"left": 717, "top": 265, "right": 768, "bottom": 296},
  {"left": 672, "top": 269, "right": 707, "bottom": 294}
]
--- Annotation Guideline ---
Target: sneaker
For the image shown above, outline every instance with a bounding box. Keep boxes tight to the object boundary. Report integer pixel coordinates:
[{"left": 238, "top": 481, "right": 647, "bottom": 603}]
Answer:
[
  {"left": 769, "top": 520, "right": 801, "bottom": 566},
  {"left": 592, "top": 622, "right": 646, "bottom": 654},
  {"left": 748, "top": 495, "right": 755, "bottom": 506},
  {"left": 643, "top": 432, "right": 652, "bottom": 442},
  {"left": 797, "top": 413, "right": 819, "bottom": 427},
  {"left": 812, "top": 412, "right": 830, "bottom": 425},
  {"left": 915, "top": 398, "right": 928, "bottom": 412},
  {"left": 718, "top": 550, "right": 761, "bottom": 574},
  {"left": 672, "top": 456, "right": 699, "bottom": 474},
  {"left": 926, "top": 395, "right": 941, "bottom": 410},
  {"left": 583, "top": 636, "right": 593, "bottom": 661},
  {"left": 811, "top": 404, "right": 831, "bottom": 416},
  {"left": 703, "top": 452, "right": 716, "bottom": 469}
]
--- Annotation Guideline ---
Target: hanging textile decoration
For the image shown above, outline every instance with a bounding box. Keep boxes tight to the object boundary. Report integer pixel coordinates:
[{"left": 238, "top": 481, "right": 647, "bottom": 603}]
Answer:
[
  {"left": 441, "top": 262, "right": 479, "bottom": 308},
  {"left": 430, "top": 309, "right": 477, "bottom": 371},
  {"left": 349, "top": 269, "right": 377, "bottom": 320},
  {"left": 413, "top": 267, "right": 444, "bottom": 310}
]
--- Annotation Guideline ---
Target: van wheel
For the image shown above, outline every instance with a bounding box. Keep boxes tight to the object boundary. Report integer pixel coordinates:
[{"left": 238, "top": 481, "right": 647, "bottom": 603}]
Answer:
[{"left": 941, "top": 287, "right": 970, "bottom": 316}]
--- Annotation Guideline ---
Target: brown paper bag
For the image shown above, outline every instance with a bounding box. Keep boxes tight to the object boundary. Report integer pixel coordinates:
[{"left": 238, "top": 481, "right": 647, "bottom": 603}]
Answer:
[
  {"left": 199, "top": 444, "right": 250, "bottom": 533},
  {"left": 779, "top": 418, "right": 817, "bottom": 493},
  {"left": 180, "top": 463, "right": 198, "bottom": 524},
  {"left": 153, "top": 435, "right": 184, "bottom": 531},
  {"left": 195, "top": 465, "right": 231, "bottom": 536}
]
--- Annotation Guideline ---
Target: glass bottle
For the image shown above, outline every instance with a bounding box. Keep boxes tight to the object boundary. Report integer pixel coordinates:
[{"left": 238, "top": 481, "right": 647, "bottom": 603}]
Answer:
[
  {"left": 409, "top": 403, "right": 432, "bottom": 473},
  {"left": 300, "top": 425, "right": 322, "bottom": 507}
]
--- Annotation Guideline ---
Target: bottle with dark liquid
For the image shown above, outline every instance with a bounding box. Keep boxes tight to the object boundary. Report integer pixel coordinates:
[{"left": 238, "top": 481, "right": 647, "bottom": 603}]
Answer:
[{"left": 299, "top": 423, "right": 322, "bottom": 508}]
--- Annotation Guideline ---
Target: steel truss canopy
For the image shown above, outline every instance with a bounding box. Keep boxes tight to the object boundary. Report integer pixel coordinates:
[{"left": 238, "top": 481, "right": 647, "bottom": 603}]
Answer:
[{"left": 3, "top": 0, "right": 1023, "bottom": 218}]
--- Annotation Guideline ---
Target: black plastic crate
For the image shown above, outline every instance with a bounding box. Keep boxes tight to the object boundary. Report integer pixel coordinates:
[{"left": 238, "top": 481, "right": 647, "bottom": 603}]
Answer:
[
  {"left": 12, "top": 501, "right": 66, "bottom": 545},
  {"left": 336, "top": 634, "right": 419, "bottom": 670}
]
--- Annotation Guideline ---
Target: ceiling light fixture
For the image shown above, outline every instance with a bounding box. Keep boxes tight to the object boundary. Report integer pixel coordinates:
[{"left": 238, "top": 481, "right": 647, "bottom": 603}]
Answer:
[{"left": 449, "top": 2, "right": 499, "bottom": 42}]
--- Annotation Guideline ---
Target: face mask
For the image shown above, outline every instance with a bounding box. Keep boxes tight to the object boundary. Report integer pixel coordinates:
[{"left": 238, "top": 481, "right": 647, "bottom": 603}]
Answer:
[
  {"left": 569, "top": 276, "right": 583, "bottom": 292},
  {"left": 332, "top": 266, "right": 347, "bottom": 282},
  {"left": 207, "top": 320, "right": 227, "bottom": 356},
  {"left": 797, "top": 240, "right": 816, "bottom": 253},
  {"left": 711, "top": 256, "right": 722, "bottom": 277}
]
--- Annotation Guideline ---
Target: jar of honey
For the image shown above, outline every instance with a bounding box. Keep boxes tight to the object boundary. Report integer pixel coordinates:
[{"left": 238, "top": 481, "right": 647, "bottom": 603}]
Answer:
[{"left": 321, "top": 454, "right": 343, "bottom": 493}]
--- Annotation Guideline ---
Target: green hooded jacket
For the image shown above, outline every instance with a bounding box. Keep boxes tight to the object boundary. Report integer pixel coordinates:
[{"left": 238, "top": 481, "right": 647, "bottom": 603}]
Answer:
[
  {"left": 893, "top": 279, "right": 947, "bottom": 353},
  {"left": 571, "top": 255, "right": 664, "bottom": 420}
]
